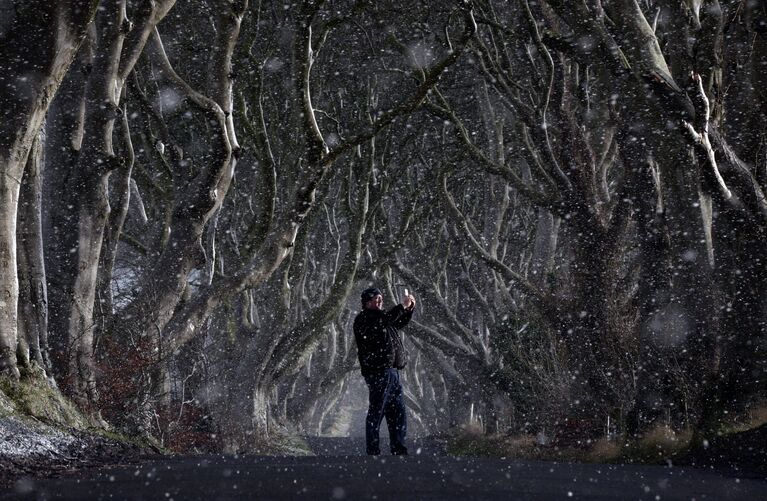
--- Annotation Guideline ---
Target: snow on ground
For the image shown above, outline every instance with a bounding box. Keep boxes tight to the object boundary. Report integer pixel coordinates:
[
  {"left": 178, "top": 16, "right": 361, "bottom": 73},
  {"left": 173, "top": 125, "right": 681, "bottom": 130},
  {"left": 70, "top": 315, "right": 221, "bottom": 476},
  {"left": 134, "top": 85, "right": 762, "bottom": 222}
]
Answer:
[
  {"left": 0, "top": 416, "right": 146, "bottom": 489},
  {"left": 0, "top": 416, "right": 80, "bottom": 458}
]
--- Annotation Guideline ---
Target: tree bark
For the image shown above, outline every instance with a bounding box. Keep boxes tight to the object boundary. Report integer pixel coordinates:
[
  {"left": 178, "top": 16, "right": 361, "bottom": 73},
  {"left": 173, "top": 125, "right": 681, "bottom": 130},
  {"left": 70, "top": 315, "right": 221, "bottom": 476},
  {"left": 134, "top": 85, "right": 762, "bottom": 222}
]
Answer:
[
  {"left": 529, "top": 209, "right": 560, "bottom": 286},
  {"left": 96, "top": 95, "right": 135, "bottom": 325},
  {"left": 45, "top": 1, "right": 176, "bottom": 410},
  {"left": 17, "top": 133, "right": 49, "bottom": 372},
  {"left": 0, "top": 0, "right": 98, "bottom": 379}
]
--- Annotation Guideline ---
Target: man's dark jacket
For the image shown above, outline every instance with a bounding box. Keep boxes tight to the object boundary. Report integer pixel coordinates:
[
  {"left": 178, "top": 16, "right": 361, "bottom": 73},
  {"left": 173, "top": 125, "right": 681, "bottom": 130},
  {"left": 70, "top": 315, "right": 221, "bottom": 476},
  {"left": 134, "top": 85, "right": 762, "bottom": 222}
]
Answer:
[{"left": 353, "top": 305, "right": 413, "bottom": 377}]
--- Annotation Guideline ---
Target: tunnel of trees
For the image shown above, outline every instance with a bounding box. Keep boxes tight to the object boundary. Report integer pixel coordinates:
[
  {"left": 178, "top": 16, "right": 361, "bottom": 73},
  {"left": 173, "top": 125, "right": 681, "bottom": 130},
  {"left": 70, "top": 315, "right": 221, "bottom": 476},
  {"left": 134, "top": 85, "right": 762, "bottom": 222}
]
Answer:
[{"left": 1, "top": 0, "right": 765, "bottom": 453}]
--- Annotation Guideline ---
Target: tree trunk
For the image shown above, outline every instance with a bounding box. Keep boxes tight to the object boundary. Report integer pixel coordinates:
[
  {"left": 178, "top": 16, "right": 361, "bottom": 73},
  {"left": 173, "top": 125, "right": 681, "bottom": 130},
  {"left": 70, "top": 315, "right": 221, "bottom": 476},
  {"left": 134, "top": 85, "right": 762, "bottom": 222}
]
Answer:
[
  {"left": 564, "top": 208, "right": 629, "bottom": 415},
  {"left": 67, "top": 170, "right": 111, "bottom": 412},
  {"left": 59, "top": 0, "right": 127, "bottom": 411},
  {"left": 49, "top": 0, "right": 176, "bottom": 410},
  {"left": 43, "top": 49, "right": 90, "bottom": 386},
  {"left": 95, "top": 98, "right": 135, "bottom": 327},
  {"left": 620, "top": 137, "right": 673, "bottom": 436},
  {"left": 697, "top": 202, "right": 767, "bottom": 435},
  {"left": 17, "top": 133, "right": 49, "bottom": 372},
  {"left": 251, "top": 385, "right": 271, "bottom": 445},
  {"left": 529, "top": 209, "right": 560, "bottom": 286},
  {"left": 0, "top": 0, "right": 98, "bottom": 379},
  {"left": 0, "top": 156, "right": 22, "bottom": 378}
]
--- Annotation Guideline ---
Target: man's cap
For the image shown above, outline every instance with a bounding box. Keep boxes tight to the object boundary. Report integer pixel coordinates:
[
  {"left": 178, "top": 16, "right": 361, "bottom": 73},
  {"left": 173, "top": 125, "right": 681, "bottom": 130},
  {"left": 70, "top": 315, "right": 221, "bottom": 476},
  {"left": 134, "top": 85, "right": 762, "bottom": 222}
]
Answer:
[{"left": 361, "top": 287, "right": 383, "bottom": 302}]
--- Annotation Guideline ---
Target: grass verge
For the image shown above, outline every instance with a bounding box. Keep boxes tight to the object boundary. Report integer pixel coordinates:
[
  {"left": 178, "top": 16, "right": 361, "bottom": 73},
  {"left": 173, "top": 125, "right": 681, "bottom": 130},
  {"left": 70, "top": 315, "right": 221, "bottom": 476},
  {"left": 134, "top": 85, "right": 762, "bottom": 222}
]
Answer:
[
  {"left": 248, "top": 433, "right": 314, "bottom": 456},
  {"left": 446, "top": 424, "right": 693, "bottom": 465}
]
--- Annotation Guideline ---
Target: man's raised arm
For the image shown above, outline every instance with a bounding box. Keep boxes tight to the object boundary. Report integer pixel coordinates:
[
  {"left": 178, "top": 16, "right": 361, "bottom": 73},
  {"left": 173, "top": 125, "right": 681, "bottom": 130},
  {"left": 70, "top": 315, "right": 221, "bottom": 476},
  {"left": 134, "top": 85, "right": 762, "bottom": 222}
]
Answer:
[{"left": 386, "top": 293, "right": 416, "bottom": 329}]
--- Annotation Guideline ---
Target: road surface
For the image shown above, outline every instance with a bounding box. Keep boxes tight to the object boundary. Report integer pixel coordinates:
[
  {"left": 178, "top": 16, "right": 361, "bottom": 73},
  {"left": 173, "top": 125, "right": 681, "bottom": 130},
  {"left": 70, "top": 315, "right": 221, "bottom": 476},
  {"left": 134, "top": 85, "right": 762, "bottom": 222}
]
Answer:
[{"left": 4, "top": 437, "right": 766, "bottom": 500}]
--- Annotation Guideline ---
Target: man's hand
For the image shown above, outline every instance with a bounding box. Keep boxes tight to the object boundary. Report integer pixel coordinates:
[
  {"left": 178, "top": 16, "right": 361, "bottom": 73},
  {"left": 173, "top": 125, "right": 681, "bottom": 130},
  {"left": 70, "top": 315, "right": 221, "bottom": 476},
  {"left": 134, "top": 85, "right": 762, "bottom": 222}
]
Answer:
[{"left": 403, "top": 293, "right": 416, "bottom": 311}]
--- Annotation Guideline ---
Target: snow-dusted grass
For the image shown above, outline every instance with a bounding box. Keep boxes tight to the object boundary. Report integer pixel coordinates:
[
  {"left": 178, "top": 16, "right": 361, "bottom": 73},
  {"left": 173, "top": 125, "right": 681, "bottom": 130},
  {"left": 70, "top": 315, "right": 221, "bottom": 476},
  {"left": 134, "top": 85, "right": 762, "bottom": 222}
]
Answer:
[
  {"left": 0, "top": 374, "right": 150, "bottom": 488},
  {"left": 0, "top": 388, "right": 15, "bottom": 415}
]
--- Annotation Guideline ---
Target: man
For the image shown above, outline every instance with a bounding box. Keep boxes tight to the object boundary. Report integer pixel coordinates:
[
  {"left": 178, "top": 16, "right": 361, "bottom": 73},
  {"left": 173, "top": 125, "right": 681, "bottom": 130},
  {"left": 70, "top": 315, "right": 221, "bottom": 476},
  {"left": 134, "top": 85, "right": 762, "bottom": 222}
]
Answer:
[{"left": 353, "top": 287, "right": 416, "bottom": 455}]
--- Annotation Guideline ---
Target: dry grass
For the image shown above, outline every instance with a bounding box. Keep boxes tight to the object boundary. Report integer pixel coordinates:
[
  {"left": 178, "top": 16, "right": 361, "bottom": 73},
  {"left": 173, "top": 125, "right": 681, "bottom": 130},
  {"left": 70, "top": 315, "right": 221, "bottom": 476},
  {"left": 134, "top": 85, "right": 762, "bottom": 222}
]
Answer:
[
  {"left": 618, "top": 425, "right": 693, "bottom": 463},
  {"left": 585, "top": 437, "right": 622, "bottom": 462},
  {"left": 447, "top": 406, "right": 767, "bottom": 465},
  {"left": 447, "top": 424, "right": 697, "bottom": 464},
  {"left": 448, "top": 426, "right": 595, "bottom": 461},
  {"left": 447, "top": 426, "right": 548, "bottom": 458},
  {"left": 748, "top": 404, "right": 767, "bottom": 427},
  {"left": 249, "top": 433, "right": 313, "bottom": 456},
  {"left": 727, "top": 402, "right": 767, "bottom": 433}
]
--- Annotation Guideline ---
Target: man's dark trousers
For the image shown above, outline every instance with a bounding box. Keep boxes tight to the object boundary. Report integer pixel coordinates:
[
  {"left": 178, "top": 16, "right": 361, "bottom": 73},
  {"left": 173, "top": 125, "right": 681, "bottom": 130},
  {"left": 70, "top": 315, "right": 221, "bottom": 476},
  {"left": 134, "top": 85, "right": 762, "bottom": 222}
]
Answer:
[{"left": 364, "top": 368, "right": 407, "bottom": 455}]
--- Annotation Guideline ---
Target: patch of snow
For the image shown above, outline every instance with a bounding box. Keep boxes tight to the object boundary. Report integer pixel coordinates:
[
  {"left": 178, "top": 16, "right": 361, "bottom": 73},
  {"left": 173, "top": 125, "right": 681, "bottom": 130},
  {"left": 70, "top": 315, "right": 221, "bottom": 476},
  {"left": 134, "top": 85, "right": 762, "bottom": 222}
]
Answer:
[{"left": 0, "top": 417, "right": 78, "bottom": 458}]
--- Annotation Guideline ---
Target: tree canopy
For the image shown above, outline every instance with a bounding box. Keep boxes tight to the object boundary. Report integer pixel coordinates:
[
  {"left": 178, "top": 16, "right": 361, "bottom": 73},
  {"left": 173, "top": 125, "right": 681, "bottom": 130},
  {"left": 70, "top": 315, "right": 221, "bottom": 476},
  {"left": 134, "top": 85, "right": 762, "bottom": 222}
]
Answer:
[{"left": 0, "top": 0, "right": 765, "bottom": 451}]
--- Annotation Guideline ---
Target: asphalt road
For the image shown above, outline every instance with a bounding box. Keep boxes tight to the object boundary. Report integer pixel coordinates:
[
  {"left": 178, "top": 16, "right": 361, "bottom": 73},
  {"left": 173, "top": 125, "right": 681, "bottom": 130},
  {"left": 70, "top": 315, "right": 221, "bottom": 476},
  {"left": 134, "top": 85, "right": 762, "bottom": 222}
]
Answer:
[{"left": 4, "top": 438, "right": 767, "bottom": 500}]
